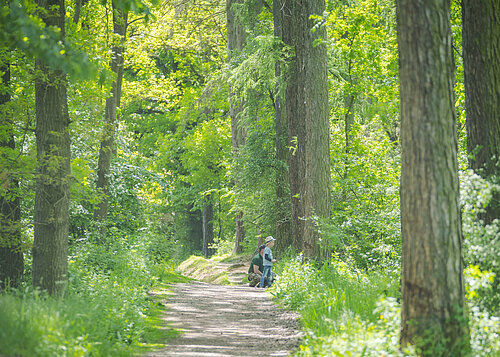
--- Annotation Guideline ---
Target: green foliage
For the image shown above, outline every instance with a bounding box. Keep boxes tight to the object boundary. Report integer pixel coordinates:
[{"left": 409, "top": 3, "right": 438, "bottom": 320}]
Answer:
[
  {"left": 110, "top": 0, "right": 155, "bottom": 18},
  {"left": 232, "top": 110, "right": 278, "bottom": 238},
  {"left": 326, "top": 0, "right": 399, "bottom": 136},
  {"left": 327, "top": 119, "right": 401, "bottom": 270},
  {"left": 181, "top": 116, "right": 231, "bottom": 195},
  {"left": 317, "top": 0, "right": 401, "bottom": 270},
  {"left": 273, "top": 255, "right": 400, "bottom": 333},
  {"left": 224, "top": 13, "right": 283, "bottom": 245},
  {"left": 2, "top": 0, "right": 498, "bottom": 354},
  {"left": 0, "top": 0, "right": 97, "bottom": 79},
  {"left": 119, "top": 0, "right": 232, "bottom": 253},
  {"left": 296, "top": 297, "right": 416, "bottom": 356},
  {"left": 273, "top": 254, "right": 499, "bottom": 356},
  {"left": 272, "top": 255, "right": 405, "bottom": 356},
  {"left": 461, "top": 169, "right": 500, "bottom": 313},
  {"left": 0, "top": 226, "right": 185, "bottom": 356}
]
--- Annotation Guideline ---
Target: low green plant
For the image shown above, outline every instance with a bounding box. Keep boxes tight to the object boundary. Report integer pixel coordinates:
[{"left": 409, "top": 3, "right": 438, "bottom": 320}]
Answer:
[
  {"left": 273, "top": 254, "right": 399, "bottom": 334},
  {"left": 296, "top": 298, "right": 416, "bottom": 356},
  {"left": 0, "top": 230, "right": 186, "bottom": 356},
  {"left": 273, "top": 254, "right": 499, "bottom": 356},
  {"left": 460, "top": 169, "right": 500, "bottom": 314}
]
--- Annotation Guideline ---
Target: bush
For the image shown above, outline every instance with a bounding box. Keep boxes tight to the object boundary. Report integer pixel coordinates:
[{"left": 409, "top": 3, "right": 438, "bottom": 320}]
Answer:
[
  {"left": 273, "top": 255, "right": 399, "bottom": 335},
  {"left": 273, "top": 254, "right": 499, "bottom": 356},
  {"left": 0, "top": 230, "right": 176, "bottom": 356},
  {"left": 461, "top": 170, "right": 500, "bottom": 314}
]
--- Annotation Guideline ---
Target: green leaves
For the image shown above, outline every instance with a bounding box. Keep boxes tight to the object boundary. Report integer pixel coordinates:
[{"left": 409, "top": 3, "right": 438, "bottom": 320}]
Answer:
[
  {"left": 1, "top": 0, "right": 97, "bottom": 79},
  {"left": 181, "top": 116, "right": 231, "bottom": 197}
]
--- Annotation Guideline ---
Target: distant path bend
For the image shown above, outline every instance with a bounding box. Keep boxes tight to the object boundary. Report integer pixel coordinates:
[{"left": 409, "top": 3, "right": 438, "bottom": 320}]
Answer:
[{"left": 147, "top": 282, "right": 301, "bottom": 357}]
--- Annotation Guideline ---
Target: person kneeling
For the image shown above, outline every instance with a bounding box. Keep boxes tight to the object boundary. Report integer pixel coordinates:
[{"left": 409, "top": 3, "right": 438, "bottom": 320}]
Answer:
[{"left": 247, "top": 245, "right": 266, "bottom": 287}]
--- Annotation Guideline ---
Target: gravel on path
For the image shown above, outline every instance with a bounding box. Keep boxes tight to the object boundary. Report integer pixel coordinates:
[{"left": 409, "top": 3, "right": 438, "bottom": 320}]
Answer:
[{"left": 147, "top": 282, "right": 301, "bottom": 357}]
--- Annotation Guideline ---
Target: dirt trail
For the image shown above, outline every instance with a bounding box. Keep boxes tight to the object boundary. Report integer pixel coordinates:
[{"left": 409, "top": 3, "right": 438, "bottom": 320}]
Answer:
[{"left": 147, "top": 282, "right": 301, "bottom": 357}]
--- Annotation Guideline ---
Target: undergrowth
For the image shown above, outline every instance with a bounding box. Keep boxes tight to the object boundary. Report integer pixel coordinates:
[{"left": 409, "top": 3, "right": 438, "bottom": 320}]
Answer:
[
  {"left": 0, "top": 234, "right": 186, "bottom": 357},
  {"left": 272, "top": 254, "right": 499, "bottom": 356}
]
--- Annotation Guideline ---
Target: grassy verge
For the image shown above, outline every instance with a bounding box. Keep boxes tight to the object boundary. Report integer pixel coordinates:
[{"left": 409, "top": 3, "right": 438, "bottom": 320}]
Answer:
[
  {"left": 0, "top": 259, "right": 189, "bottom": 356},
  {"left": 177, "top": 253, "right": 251, "bottom": 284},
  {"left": 135, "top": 263, "right": 192, "bottom": 354},
  {"left": 272, "top": 255, "right": 500, "bottom": 356}
]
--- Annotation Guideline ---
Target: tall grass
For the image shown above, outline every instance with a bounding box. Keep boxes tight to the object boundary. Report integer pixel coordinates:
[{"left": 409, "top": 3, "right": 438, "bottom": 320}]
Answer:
[
  {"left": 273, "top": 255, "right": 499, "bottom": 356},
  {"left": 0, "top": 235, "right": 183, "bottom": 356}
]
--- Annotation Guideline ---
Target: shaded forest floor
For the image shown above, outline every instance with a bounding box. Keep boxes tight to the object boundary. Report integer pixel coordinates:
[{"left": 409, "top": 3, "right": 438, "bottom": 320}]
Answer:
[{"left": 146, "top": 256, "right": 301, "bottom": 356}]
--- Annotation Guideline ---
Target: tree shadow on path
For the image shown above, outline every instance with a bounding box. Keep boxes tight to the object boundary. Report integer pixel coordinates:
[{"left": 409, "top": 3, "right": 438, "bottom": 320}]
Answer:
[{"left": 147, "top": 282, "right": 301, "bottom": 357}]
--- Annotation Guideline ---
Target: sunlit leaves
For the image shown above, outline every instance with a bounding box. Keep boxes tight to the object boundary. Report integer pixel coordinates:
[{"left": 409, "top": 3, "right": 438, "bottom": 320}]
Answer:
[
  {"left": 1, "top": 0, "right": 97, "bottom": 79},
  {"left": 326, "top": 0, "right": 398, "bottom": 124},
  {"left": 181, "top": 116, "right": 231, "bottom": 195}
]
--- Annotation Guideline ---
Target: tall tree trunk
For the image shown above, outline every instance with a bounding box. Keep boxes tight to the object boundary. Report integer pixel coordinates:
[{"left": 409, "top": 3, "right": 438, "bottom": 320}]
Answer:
[
  {"left": 281, "top": 0, "right": 330, "bottom": 259},
  {"left": 396, "top": 0, "right": 468, "bottom": 353},
  {"left": 188, "top": 205, "right": 203, "bottom": 252},
  {"left": 227, "top": 0, "right": 247, "bottom": 254},
  {"left": 343, "top": 92, "right": 355, "bottom": 196},
  {"left": 33, "top": 0, "right": 70, "bottom": 297},
  {"left": 273, "top": 0, "right": 292, "bottom": 253},
  {"left": 94, "top": 1, "right": 128, "bottom": 234},
  {"left": 462, "top": 0, "right": 500, "bottom": 225},
  {"left": 73, "top": 0, "right": 88, "bottom": 25},
  {"left": 0, "top": 63, "right": 24, "bottom": 289},
  {"left": 202, "top": 193, "right": 214, "bottom": 257}
]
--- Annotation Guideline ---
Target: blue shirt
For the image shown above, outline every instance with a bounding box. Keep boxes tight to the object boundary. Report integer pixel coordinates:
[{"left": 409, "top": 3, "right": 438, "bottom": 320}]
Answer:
[{"left": 263, "top": 246, "right": 273, "bottom": 267}]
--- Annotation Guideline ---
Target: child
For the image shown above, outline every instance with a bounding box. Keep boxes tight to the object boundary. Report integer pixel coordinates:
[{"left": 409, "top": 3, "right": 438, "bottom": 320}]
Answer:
[{"left": 260, "top": 236, "right": 276, "bottom": 288}]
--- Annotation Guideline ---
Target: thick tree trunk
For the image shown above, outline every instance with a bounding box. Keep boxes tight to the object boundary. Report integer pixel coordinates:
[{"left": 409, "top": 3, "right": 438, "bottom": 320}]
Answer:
[
  {"left": 273, "top": 0, "right": 292, "bottom": 253},
  {"left": 188, "top": 205, "right": 203, "bottom": 252},
  {"left": 232, "top": 211, "right": 245, "bottom": 254},
  {"left": 0, "top": 63, "right": 24, "bottom": 289},
  {"left": 73, "top": 0, "right": 88, "bottom": 25},
  {"left": 227, "top": 0, "right": 247, "bottom": 254},
  {"left": 94, "top": 2, "right": 128, "bottom": 232},
  {"left": 396, "top": 0, "right": 468, "bottom": 353},
  {"left": 281, "top": 0, "right": 330, "bottom": 259},
  {"left": 202, "top": 194, "right": 214, "bottom": 257},
  {"left": 462, "top": 0, "right": 500, "bottom": 225},
  {"left": 33, "top": 0, "right": 70, "bottom": 297}
]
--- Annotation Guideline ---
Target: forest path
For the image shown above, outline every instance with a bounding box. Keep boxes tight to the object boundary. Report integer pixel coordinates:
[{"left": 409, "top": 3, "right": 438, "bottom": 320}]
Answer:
[{"left": 146, "top": 282, "right": 301, "bottom": 357}]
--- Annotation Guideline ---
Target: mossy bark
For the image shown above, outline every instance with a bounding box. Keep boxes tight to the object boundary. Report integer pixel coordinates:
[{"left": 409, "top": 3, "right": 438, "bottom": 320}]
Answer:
[
  {"left": 397, "top": 0, "right": 468, "bottom": 353},
  {"left": 33, "top": 0, "right": 70, "bottom": 297},
  {"left": 462, "top": 0, "right": 500, "bottom": 225},
  {"left": 281, "top": 0, "right": 330, "bottom": 259},
  {"left": 0, "top": 63, "right": 24, "bottom": 289}
]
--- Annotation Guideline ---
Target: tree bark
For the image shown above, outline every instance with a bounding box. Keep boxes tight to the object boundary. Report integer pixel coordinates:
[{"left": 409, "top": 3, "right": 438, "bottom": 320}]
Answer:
[
  {"left": 73, "top": 0, "right": 88, "bottom": 25},
  {"left": 273, "top": 0, "right": 292, "bottom": 253},
  {"left": 0, "top": 63, "right": 24, "bottom": 289},
  {"left": 33, "top": 0, "right": 70, "bottom": 297},
  {"left": 396, "top": 0, "right": 468, "bottom": 353},
  {"left": 227, "top": 0, "right": 247, "bottom": 254},
  {"left": 281, "top": 0, "right": 330, "bottom": 259},
  {"left": 94, "top": 1, "right": 128, "bottom": 233},
  {"left": 188, "top": 205, "right": 203, "bottom": 252},
  {"left": 343, "top": 92, "right": 355, "bottom": 197},
  {"left": 462, "top": 0, "right": 500, "bottom": 225},
  {"left": 202, "top": 193, "right": 214, "bottom": 257}
]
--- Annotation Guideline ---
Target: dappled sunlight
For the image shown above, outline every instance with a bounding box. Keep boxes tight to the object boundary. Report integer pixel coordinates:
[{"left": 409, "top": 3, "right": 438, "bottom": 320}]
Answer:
[{"left": 147, "top": 282, "right": 300, "bottom": 357}]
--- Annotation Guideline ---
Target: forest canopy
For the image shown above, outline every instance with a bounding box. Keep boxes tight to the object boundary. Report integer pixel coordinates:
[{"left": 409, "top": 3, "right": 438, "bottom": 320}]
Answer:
[{"left": 0, "top": 0, "right": 499, "bottom": 355}]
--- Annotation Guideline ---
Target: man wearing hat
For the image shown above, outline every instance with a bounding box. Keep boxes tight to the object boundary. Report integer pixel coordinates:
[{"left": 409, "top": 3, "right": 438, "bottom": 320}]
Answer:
[{"left": 260, "top": 236, "right": 276, "bottom": 288}]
